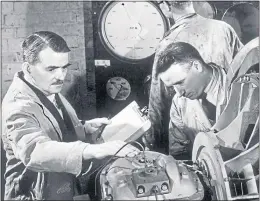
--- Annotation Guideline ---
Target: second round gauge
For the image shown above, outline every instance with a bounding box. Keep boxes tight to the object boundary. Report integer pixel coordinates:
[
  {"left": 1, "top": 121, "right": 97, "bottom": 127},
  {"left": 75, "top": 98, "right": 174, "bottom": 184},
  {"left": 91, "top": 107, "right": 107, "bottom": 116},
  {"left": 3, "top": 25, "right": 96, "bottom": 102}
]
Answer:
[{"left": 106, "top": 77, "right": 131, "bottom": 101}]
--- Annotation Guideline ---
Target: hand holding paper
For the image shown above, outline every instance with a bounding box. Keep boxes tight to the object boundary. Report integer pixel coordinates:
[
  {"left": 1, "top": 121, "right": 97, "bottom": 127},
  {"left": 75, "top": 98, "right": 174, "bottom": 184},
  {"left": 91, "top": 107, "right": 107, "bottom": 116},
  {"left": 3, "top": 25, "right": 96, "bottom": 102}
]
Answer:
[
  {"left": 84, "top": 118, "right": 112, "bottom": 134},
  {"left": 99, "top": 101, "right": 151, "bottom": 142}
]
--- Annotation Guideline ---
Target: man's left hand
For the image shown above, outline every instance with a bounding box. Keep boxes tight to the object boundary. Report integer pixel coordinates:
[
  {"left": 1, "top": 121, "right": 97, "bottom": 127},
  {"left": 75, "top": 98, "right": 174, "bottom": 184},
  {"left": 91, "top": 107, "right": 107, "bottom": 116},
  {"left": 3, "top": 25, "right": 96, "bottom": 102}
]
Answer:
[{"left": 84, "top": 118, "right": 111, "bottom": 134}]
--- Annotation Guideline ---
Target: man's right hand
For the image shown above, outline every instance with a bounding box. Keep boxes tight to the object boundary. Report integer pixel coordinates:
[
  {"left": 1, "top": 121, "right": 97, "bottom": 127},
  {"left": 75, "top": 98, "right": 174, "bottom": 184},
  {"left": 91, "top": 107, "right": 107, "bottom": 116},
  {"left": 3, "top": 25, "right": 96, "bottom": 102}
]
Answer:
[{"left": 82, "top": 140, "right": 139, "bottom": 160}]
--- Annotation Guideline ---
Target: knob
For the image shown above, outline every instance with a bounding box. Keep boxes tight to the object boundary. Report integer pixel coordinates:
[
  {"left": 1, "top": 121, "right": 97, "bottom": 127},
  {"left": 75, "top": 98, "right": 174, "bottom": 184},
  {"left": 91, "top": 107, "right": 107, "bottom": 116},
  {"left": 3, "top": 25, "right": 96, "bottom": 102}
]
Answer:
[
  {"left": 161, "top": 183, "right": 168, "bottom": 191},
  {"left": 137, "top": 186, "right": 145, "bottom": 194}
]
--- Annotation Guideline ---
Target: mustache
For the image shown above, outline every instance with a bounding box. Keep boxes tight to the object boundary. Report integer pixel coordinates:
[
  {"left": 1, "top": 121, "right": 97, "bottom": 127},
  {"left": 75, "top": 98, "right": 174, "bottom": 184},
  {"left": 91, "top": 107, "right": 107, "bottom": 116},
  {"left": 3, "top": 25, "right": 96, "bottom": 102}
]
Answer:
[{"left": 52, "top": 80, "right": 64, "bottom": 85}]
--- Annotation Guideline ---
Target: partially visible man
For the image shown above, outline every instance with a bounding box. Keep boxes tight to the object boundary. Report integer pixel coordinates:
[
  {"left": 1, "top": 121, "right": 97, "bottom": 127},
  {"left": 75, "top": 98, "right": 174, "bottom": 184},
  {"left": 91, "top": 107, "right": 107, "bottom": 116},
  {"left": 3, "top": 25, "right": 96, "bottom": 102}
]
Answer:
[
  {"left": 145, "top": 0, "right": 243, "bottom": 155},
  {"left": 155, "top": 42, "right": 227, "bottom": 157},
  {"left": 1, "top": 31, "right": 138, "bottom": 200}
]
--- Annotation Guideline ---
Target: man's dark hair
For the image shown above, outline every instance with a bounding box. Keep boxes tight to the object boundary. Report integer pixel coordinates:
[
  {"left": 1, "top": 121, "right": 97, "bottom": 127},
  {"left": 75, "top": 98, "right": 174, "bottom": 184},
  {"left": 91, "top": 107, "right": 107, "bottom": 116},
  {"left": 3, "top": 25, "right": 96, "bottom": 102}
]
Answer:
[
  {"left": 155, "top": 42, "right": 205, "bottom": 77},
  {"left": 22, "top": 31, "right": 70, "bottom": 65}
]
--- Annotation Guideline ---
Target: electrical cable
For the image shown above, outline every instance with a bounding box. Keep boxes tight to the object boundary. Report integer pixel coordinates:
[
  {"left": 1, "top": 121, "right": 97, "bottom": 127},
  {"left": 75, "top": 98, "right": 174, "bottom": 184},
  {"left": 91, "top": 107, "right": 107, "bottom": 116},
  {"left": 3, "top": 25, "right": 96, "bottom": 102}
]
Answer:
[
  {"left": 131, "top": 141, "right": 147, "bottom": 167},
  {"left": 181, "top": 162, "right": 205, "bottom": 175},
  {"left": 81, "top": 156, "right": 122, "bottom": 178},
  {"left": 105, "top": 166, "right": 133, "bottom": 175},
  {"left": 154, "top": 190, "right": 158, "bottom": 201},
  {"left": 94, "top": 141, "right": 145, "bottom": 186},
  {"left": 84, "top": 141, "right": 144, "bottom": 178},
  {"left": 152, "top": 185, "right": 159, "bottom": 201},
  {"left": 94, "top": 141, "right": 145, "bottom": 196}
]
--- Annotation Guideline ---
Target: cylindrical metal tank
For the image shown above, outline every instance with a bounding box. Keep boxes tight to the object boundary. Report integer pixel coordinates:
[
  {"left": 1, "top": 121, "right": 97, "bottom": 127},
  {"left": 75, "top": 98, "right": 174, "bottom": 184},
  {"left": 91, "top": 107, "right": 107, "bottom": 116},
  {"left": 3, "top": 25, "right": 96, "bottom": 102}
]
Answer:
[{"left": 222, "top": 3, "right": 259, "bottom": 44}]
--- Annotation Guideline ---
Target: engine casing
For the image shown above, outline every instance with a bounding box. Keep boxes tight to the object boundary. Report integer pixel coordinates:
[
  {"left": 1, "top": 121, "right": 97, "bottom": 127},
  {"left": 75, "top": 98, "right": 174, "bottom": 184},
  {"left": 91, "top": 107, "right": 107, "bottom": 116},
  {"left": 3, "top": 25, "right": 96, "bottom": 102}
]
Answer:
[{"left": 99, "top": 151, "right": 204, "bottom": 200}]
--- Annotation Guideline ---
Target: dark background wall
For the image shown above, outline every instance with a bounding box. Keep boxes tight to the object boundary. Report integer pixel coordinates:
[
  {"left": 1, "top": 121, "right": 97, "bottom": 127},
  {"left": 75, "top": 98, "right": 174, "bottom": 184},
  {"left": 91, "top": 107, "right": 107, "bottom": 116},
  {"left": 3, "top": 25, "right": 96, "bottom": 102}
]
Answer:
[{"left": 1, "top": 1, "right": 96, "bottom": 119}]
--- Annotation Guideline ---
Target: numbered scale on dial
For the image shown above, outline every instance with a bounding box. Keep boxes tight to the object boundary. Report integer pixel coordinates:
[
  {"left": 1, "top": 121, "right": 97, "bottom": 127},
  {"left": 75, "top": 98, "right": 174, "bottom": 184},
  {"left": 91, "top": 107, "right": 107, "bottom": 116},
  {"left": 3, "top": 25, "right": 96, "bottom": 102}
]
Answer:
[
  {"left": 99, "top": 1, "right": 168, "bottom": 63},
  {"left": 106, "top": 77, "right": 131, "bottom": 101}
]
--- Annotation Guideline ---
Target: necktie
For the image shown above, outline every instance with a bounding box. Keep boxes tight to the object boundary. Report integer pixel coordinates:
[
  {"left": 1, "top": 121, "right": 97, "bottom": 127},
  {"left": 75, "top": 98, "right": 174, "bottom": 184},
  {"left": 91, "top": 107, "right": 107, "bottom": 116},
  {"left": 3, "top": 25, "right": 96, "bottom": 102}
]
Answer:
[{"left": 55, "top": 94, "right": 77, "bottom": 142}]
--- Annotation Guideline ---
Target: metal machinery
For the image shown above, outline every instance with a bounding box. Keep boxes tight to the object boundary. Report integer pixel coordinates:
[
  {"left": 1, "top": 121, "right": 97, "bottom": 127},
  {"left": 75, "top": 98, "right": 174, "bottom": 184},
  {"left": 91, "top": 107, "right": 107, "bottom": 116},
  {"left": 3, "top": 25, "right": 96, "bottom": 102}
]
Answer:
[
  {"left": 192, "top": 37, "right": 259, "bottom": 201},
  {"left": 222, "top": 2, "right": 259, "bottom": 44},
  {"left": 96, "top": 38, "right": 259, "bottom": 200}
]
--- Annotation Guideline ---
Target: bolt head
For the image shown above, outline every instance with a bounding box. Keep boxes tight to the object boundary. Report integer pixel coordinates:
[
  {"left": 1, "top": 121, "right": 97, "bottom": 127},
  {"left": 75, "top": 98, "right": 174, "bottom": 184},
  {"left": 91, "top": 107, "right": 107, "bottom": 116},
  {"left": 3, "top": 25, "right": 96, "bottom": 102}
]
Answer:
[
  {"left": 137, "top": 186, "right": 145, "bottom": 194},
  {"left": 161, "top": 184, "right": 168, "bottom": 191}
]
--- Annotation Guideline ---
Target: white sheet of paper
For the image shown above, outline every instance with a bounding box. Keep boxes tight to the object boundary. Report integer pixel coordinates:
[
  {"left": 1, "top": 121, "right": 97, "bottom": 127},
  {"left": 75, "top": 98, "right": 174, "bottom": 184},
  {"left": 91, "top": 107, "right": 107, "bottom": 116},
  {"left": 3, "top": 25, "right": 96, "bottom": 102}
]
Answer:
[{"left": 101, "top": 101, "right": 150, "bottom": 142}]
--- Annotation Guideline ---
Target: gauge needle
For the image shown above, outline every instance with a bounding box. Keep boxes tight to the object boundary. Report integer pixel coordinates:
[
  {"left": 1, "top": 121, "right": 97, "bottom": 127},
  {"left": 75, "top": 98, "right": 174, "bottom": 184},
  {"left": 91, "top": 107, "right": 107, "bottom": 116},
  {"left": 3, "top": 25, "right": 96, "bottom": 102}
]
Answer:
[
  {"left": 123, "top": 4, "right": 137, "bottom": 23},
  {"left": 138, "top": 26, "right": 149, "bottom": 40},
  {"left": 110, "top": 81, "right": 121, "bottom": 90},
  {"left": 114, "top": 84, "right": 123, "bottom": 99},
  {"left": 109, "top": 82, "right": 121, "bottom": 99}
]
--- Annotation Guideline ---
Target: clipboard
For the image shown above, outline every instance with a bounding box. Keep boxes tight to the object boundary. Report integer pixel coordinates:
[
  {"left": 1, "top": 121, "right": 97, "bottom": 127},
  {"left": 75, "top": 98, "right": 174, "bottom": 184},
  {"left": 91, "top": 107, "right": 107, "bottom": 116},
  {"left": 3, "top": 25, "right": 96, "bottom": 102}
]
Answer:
[{"left": 93, "top": 101, "right": 151, "bottom": 144}]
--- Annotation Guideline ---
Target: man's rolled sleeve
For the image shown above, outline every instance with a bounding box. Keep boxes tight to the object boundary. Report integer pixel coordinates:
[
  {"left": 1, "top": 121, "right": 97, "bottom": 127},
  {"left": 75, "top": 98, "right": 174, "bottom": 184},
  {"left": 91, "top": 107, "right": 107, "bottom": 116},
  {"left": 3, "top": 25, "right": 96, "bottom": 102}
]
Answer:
[
  {"left": 65, "top": 142, "right": 89, "bottom": 176},
  {"left": 4, "top": 110, "right": 91, "bottom": 175}
]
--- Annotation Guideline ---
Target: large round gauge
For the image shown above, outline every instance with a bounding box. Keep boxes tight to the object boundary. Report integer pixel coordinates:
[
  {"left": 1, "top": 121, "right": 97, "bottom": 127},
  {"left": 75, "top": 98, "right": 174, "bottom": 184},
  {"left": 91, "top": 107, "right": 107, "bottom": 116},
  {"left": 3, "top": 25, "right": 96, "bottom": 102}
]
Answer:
[
  {"left": 106, "top": 77, "right": 131, "bottom": 101},
  {"left": 98, "top": 1, "right": 169, "bottom": 63},
  {"left": 222, "top": 3, "right": 259, "bottom": 44}
]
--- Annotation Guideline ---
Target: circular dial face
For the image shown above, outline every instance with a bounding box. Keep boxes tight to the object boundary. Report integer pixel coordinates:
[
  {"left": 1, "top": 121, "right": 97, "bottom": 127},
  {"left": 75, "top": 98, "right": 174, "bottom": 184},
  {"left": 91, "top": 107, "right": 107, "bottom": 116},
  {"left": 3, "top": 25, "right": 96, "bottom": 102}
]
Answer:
[
  {"left": 222, "top": 3, "right": 259, "bottom": 44},
  {"left": 106, "top": 77, "right": 131, "bottom": 101},
  {"left": 99, "top": 1, "right": 168, "bottom": 62}
]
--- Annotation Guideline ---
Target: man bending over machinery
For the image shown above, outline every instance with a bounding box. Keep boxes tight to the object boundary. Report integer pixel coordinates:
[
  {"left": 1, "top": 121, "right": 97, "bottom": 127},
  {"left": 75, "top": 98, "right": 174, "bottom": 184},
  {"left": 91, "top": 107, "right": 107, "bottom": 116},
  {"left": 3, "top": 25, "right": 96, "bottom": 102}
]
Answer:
[
  {"left": 1, "top": 31, "right": 138, "bottom": 200},
  {"left": 154, "top": 42, "right": 227, "bottom": 157},
  {"left": 97, "top": 40, "right": 259, "bottom": 201},
  {"left": 145, "top": 0, "right": 243, "bottom": 157}
]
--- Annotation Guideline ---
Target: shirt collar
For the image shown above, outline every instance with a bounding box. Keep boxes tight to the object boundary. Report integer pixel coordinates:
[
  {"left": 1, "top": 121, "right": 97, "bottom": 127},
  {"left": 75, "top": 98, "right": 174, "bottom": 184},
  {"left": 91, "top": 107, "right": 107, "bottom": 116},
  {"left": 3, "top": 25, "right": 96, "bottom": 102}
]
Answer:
[
  {"left": 23, "top": 72, "right": 55, "bottom": 100},
  {"left": 174, "top": 13, "right": 197, "bottom": 24},
  {"left": 164, "top": 13, "right": 197, "bottom": 38},
  {"left": 204, "top": 64, "right": 220, "bottom": 106},
  {"left": 47, "top": 94, "right": 55, "bottom": 103}
]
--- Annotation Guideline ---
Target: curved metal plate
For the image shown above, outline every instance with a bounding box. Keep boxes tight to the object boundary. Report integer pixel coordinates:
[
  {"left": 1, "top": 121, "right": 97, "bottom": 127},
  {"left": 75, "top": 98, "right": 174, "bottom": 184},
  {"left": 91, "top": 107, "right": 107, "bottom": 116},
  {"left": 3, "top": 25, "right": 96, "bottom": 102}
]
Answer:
[
  {"left": 192, "top": 132, "right": 228, "bottom": 200},
  {"left": 222, "top": 3, "right": 259, "bottom": 44},
  {"left": 226, "top": 37, "right": 259, "bottom": 88}
]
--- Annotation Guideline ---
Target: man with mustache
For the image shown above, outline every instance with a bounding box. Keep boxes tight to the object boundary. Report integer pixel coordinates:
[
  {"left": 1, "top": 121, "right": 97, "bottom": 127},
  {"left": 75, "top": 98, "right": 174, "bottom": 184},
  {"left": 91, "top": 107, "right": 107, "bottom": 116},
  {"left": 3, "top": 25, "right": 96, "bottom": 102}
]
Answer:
[
  {"left": 1, "top": 31, "right": 138, "bottom": 200},
  {"left": 154, "top": 42, "right": 227, "bottom": 158},
  {"left": 144, "top": 0, "right": 243, "bottom": 157}
]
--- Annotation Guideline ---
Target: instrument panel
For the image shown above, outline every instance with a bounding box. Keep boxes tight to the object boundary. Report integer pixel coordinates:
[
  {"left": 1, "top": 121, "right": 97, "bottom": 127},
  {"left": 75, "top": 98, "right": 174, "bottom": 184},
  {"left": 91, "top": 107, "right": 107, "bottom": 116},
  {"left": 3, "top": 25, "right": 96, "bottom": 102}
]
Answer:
[
  {"left": 92, "top": 1, "right": 259, "bottom": 117},
  {"left": 93, "top": 1, "right": 169, "bottom": 117}
]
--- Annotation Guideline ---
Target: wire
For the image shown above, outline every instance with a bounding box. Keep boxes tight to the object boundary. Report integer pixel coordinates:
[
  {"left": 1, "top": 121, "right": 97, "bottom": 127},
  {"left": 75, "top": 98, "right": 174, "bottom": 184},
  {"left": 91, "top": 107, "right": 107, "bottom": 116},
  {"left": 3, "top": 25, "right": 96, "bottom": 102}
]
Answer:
[
  {"left": 84, "top": 141, "right": 144, "bottom": 178},
  {"left": 131, "top": 141, "right": 147, "bottom": 167},
  {"left": 181, "top": 162, "right": 205, "bottom": 175},
  {"left": 94, "top": 141, "right": 145, "bottom": 196},
  {"left": 154, "top": 191, "right": 158, "bottom": 201},
  {"left": 152, "top": 185, "right": 159, "bottom": 201},
  {"left": 82, "top": 156, "right": 122, "bottom": 178},
  {"left": 105, "top": 166, "right": 133, "bottom": 175}
]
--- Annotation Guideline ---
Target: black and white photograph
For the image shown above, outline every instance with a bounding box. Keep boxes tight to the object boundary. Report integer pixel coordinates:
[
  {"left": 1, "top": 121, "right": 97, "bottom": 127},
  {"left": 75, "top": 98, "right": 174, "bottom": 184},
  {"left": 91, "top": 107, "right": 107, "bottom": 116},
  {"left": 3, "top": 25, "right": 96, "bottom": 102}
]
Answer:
[{"left": 1, "top": 0, "right": 259, "bottom": 200}]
